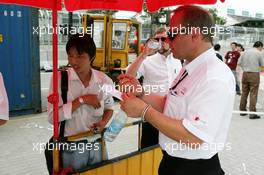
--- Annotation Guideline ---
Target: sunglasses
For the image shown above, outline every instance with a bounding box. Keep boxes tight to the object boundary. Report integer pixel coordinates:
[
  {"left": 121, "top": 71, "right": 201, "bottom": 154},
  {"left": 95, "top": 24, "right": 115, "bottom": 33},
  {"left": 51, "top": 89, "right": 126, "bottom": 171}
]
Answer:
[{"left": 154, "top": 37, "right": 167, "bottom": 42}]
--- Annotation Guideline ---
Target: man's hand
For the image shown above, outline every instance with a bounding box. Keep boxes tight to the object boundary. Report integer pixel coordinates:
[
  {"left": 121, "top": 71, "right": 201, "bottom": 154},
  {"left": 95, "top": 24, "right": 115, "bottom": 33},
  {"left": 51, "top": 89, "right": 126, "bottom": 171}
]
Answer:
[
  {"left": 143, "top": 39, "right": 159, "bottom": 57},
  {"left": 81, "top": 94, "right": 101, "bottom": 109},
  {"left": 90, "top": 120, "right": 107, "bottom": 133},
  {"left": 120, "top": 93, "right": 147, "bottom": 118},
  {"left": 118, "top": 74, "right": 144, "bottom": 97}
]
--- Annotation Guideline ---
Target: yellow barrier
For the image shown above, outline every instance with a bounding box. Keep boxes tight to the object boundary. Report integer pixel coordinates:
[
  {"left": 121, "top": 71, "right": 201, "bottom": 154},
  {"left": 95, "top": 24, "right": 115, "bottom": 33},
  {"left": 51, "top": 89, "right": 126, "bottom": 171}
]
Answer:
[
  {"left": 79, "top": 147, "right": 163, "bottom": 175},
  {"left": 64, "top": 120, "right": 163, "bottom": 175},
  {"left": 63, "top": 120, "right": 163, "bottom": 175}
]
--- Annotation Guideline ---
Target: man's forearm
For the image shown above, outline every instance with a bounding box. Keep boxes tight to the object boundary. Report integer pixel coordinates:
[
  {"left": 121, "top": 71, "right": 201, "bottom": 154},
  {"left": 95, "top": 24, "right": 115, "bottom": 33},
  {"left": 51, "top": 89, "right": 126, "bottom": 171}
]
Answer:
[
  {"left": 141, "top": 94, "right": 166, "bottom": 113},
  {"left": 102, "top": 109, "right": 113, "bottom": 124},
  {"left": 126, "top": 53, "right": 146, "bottom": 76},
  {"left": 72, "top": 98, "right": 81, "bottom": 112},
  {"left": 145, "top": 107, "right": 203, "bottom": 146}
]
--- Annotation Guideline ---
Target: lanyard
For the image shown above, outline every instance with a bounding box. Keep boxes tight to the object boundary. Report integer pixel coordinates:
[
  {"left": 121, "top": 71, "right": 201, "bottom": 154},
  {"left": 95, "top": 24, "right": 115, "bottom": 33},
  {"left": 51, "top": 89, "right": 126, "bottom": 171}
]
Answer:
[{"left": 170, "top": 69, "right": 188, "bottom": 91}]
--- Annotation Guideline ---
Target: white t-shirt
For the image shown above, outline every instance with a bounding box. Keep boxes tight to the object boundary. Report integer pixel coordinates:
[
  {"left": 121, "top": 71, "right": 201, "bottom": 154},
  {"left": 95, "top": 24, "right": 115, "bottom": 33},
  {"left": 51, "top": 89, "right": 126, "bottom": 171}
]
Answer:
[
  {"left": 47, "top": 68, "right": 115, "bottom": 137},
  {"left": 160, "top": 48, "right": 235, "bottom": 159},
  {"left": 137, "top": 53, "right": 182, "bottom": 95},
  {"left": 0, "top": 73, "right": 9, "bottom": 121}
]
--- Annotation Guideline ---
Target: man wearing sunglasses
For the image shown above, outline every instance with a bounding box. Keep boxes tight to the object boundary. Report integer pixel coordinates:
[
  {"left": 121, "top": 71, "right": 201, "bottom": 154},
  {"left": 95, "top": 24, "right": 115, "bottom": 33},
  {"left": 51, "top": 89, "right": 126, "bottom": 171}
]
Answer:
[
  {"left": 126, "top": 27, "right": 182, "bottom": 149},
  {"left": 120, "top": 5, "right": 235, "bottom": 175}
]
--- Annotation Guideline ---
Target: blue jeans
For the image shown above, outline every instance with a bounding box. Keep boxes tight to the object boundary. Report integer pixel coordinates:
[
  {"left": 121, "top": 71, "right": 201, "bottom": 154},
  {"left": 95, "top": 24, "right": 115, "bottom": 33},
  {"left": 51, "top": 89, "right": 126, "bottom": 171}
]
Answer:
[
  {"left": 232, "top": 70, "right": 241, "bottom": 93},
  {"left": 62, "top": 140, "right": 107, "bottom": 171}
]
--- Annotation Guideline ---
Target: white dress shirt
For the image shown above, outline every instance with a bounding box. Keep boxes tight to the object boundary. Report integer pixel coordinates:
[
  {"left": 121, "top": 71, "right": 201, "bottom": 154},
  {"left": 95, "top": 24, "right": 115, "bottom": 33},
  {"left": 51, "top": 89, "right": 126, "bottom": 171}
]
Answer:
[
  {"left": 160, "top": 48, "right": 235, "bottom": 159},
  {"left": 137, "top": 53, "right": 182, "bottom": 95},
  {"left": 0, "top": 73, "right": 9, "bottom": 121},
  {"left": 48, "top": 68, "right": 114, "bottom": 137}
]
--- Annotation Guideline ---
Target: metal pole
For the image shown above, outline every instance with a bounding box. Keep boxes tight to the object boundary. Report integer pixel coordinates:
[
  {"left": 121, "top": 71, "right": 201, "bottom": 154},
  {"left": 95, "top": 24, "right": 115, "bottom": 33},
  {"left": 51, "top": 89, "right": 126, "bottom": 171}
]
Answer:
[
  {"left": 68, "top": 12, "right": 73, "bottom": 39},
  {"left": 52, "top": 1, "right": 59, "bottom": 174}
]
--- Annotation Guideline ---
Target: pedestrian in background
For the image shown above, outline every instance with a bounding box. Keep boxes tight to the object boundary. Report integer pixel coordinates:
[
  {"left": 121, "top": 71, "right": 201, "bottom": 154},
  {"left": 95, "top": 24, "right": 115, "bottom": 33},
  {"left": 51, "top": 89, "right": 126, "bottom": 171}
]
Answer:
[
  {"left": 238, "top": 41, "right": 264, "bottom": 119},
  {"left": 237, "top": 43, "right": 245, "bottom": 53},
  {"left": 225, "top": 42, "right": 241, "bottom": 95},
  {"left": 214, "top": 44, "right": 223, "bottom": 61}
]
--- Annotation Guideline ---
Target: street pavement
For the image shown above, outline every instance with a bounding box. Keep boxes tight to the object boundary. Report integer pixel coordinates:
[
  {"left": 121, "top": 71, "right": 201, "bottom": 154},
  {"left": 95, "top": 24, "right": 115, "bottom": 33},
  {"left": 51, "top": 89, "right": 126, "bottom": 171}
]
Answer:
[{"left": 0, "top": 73, "right": 264, "bottom": 175}]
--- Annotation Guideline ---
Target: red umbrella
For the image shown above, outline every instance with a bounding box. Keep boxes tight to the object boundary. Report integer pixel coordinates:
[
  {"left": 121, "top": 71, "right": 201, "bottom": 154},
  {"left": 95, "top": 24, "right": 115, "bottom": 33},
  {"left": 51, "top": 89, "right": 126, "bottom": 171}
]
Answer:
[
  {"left": 64, "top": 0, "right": 223, "bottom": 12},
  {"left": 0, "top": 0, "right": 224, "bottom": 12}
]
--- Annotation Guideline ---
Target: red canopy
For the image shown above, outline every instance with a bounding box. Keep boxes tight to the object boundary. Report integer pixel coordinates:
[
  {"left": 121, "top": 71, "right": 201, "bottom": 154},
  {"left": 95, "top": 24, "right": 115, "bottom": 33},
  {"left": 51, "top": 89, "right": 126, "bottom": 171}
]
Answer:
[
  {"left": 64, "top": 0, "right": 143, "bottom": 12},
  {"left": 146, "top": 0, "right": 219, "bottom": 12},
  {"left": 64, "top": 0, "right": 221, "bottom": 12},
  {"left": 0, "top": 0, "right": 223, "bottom": 12}
]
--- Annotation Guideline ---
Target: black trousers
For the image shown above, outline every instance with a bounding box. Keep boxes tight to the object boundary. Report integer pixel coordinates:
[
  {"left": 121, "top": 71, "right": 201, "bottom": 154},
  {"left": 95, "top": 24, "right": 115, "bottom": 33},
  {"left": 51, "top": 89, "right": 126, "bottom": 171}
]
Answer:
[
  {"left": 141, "top": 122, "right": 159, "bottom": 148},
  {"left": 159, "top": 151, "right": 225, "bottom": 175}
]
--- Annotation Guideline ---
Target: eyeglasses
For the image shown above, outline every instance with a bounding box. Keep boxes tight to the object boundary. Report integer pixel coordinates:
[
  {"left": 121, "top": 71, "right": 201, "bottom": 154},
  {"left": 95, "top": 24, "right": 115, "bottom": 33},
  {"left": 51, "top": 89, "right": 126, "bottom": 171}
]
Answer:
[{"left": 154, "top": 37, "right": 167, "bottom": 42}]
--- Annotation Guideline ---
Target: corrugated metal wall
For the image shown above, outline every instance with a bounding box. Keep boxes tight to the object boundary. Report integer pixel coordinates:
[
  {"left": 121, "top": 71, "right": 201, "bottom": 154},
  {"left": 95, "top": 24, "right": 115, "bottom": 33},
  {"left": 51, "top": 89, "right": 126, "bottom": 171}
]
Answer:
[{"left": 0, "top": 4, "right": 41, "bottom": 116}]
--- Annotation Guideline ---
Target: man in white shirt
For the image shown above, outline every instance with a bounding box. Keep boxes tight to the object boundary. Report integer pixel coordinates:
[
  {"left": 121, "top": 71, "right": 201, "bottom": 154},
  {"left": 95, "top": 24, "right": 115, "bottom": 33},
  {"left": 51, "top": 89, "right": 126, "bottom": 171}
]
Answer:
[
  {"left": 127, "top": 27, "right": 182, "bottom": 96},
  {"left": 238, "top": 41, "right": 264, "bottom": 119},
  {"left": 47, "top": 34, "right": 114, "bottom": 173},
  {"left": 0, "top": 72, "right": 9, "bottom": 126},
  {"left": 119, "top": 5, "right": 235, "bottom": 175},
  {"left": 127, "top": 27, "right": 182, "bottom": 148}
]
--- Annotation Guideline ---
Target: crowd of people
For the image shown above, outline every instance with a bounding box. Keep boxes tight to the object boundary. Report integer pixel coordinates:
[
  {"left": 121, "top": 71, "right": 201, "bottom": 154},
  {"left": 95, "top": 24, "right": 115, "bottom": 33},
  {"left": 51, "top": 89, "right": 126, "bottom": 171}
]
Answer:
[{"left": 214, "top": 41, "right": 264, "bottom": 119}]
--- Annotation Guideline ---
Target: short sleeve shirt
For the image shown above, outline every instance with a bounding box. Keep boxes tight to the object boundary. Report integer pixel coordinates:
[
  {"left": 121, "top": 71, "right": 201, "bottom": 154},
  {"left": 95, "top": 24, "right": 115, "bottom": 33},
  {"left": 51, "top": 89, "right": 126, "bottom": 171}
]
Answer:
[
  {"left": 160, "top": 48, "right": 235, "bottom": 159},
  {"left": 137, "top": 53, "right": 182, "bottom": 96},
  {"left": 47, "top": 68, "right": 115, "bottom": 136},
  {"left": 225, "top": 51, "right": 240, "bottom": 70}
]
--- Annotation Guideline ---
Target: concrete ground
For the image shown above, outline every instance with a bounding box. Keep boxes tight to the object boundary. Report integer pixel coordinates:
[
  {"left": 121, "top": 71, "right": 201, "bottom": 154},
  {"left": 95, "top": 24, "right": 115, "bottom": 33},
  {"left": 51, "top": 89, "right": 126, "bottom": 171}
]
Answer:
[
  {"left": 1, "top": 60, "right": 264, "bottom": 174},
  {"left": 1, "top": 92, "right": 264, "bottom": 175}
]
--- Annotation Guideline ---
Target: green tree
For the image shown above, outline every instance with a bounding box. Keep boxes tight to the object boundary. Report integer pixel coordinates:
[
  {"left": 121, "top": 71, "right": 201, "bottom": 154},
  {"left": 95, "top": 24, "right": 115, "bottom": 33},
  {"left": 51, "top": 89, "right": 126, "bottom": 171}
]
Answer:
[{"left": 209, "top": 8, "right": 226, "bottom": 25}]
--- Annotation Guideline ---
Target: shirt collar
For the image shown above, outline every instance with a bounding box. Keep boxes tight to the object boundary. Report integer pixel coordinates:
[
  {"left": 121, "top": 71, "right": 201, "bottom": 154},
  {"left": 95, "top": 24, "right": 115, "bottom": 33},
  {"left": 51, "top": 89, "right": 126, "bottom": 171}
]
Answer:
[
  {"left": 157, "top": 52, "right": 173, "bottom": 60},
  {"left": 69, "top": 68, "right": 100, "bottom": 85},
  {"left": 156, "top": 52, "right": 165, "bottom": 59},
  {"left": 184, "top": 48, "right": 214, "bottom": 75}
]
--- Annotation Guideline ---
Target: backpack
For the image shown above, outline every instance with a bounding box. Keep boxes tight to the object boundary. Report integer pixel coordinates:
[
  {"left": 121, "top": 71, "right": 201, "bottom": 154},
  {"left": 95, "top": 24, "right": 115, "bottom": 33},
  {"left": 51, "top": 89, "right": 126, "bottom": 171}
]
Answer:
[{"left": 44, "top": 70, "right": 68, "bottom": 174}]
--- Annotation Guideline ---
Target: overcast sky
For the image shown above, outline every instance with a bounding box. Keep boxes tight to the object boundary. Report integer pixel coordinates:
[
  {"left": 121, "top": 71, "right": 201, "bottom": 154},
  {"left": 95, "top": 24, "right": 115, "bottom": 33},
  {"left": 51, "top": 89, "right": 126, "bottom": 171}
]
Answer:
[
  {"left": 115, "top": 0, "right": 264, "bottom": 18},
  {"left": 214, "top": 0, "right": 264, "bottom": 13}
]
